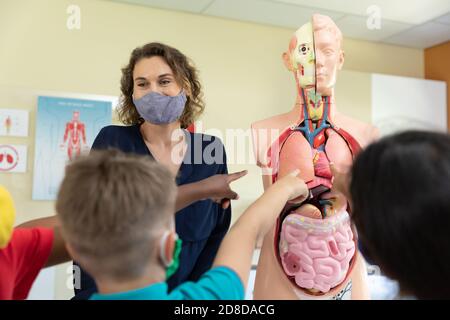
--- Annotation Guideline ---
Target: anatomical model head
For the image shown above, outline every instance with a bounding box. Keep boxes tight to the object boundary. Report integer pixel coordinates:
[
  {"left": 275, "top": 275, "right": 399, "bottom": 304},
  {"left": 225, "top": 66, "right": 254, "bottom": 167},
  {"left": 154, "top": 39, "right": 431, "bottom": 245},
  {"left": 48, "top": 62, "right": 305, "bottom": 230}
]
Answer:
[
  {"left": 73, "top": 111, "right": 80, "bottom": 121},
  {"left": 282, "top": 14, "right": 344, "bottom": 110}
]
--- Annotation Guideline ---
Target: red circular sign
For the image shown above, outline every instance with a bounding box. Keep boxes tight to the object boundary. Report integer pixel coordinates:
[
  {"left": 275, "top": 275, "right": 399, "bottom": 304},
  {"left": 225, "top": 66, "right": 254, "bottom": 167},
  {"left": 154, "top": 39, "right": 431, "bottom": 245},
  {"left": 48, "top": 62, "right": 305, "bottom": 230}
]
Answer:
[{"left": 0, "top": 145, "right": 19, "bottom": 172}]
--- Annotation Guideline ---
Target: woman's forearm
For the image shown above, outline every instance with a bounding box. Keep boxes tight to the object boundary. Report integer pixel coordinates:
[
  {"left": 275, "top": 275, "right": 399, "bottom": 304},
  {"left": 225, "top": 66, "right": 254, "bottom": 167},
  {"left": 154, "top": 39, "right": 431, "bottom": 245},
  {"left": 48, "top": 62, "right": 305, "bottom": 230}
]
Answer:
[
  {"left": 175, "top": 182, "right": 206, "bottom": 212},
  {"left": 174, "top": 171, "right": 246, "bottom": 212}
]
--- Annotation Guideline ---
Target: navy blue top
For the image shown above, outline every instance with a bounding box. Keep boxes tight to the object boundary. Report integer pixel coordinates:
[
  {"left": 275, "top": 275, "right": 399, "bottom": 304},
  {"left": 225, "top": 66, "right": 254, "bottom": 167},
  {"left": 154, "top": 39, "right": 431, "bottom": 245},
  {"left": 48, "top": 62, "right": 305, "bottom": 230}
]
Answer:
[{"left": 73, "top": 124, "right": 231, "bottom": 299}]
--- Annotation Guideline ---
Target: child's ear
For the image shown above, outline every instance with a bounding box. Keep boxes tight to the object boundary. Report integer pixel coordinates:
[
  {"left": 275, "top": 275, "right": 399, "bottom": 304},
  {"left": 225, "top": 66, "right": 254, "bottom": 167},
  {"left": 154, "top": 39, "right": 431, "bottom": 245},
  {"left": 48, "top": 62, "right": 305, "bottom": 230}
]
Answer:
[{"left": 159, "top": 231, "right": 177, "bottom": 267}]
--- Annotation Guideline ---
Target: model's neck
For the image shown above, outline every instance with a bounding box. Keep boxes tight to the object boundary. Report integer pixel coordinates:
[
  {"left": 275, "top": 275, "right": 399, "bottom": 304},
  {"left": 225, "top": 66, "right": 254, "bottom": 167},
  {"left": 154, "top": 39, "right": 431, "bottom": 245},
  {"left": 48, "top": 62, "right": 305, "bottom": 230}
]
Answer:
[
  {"left": 293, "top": 87, "right": 336, "bottom": 122},
  {"left": 96, "top": 265, "right": 166, "bottom": 295},
  {"left": 140, "top": 121, "right": 183, "bottom": 147}
]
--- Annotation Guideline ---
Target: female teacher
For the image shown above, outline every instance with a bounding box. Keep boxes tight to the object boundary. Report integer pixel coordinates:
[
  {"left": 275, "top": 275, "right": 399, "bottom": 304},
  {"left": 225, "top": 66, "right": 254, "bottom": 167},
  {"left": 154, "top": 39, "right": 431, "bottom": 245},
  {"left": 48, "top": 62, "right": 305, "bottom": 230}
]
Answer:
[{"left": 73, "top": 42, "right": 246, "bottom": 299}]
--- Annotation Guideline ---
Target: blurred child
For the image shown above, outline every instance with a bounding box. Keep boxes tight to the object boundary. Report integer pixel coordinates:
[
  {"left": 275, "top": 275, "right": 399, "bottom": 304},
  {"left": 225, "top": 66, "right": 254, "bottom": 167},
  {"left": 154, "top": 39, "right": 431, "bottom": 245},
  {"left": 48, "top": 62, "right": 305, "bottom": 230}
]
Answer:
[{"left": 332, "top": 130, "right": 450, "bottom": 299}]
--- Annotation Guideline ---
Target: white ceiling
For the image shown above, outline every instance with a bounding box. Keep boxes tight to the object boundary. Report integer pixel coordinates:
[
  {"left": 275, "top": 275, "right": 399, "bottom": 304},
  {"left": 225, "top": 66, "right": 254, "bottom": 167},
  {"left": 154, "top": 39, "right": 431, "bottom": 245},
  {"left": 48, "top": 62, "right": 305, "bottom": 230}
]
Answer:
[{"left": 108, "top": 0, "right": 450, "bottom": 48}]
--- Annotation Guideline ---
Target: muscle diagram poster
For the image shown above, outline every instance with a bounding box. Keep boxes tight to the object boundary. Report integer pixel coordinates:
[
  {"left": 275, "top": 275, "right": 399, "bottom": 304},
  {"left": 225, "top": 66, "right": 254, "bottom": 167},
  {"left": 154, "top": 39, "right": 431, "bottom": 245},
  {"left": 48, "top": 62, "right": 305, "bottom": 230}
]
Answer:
[{"left": 32, "top": 96, "right": 112, "bottom": 200}]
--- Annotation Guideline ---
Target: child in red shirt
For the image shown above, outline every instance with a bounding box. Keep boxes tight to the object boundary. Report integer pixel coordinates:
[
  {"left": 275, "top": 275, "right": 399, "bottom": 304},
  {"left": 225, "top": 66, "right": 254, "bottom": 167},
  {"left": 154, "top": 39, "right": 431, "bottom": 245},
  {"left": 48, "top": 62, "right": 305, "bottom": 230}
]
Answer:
[
  {"left": 0, "top": 186, "right": 70, "bottom": 300},
  {"left": 0, "top": 228, "right": 54, "bottom": 299}
]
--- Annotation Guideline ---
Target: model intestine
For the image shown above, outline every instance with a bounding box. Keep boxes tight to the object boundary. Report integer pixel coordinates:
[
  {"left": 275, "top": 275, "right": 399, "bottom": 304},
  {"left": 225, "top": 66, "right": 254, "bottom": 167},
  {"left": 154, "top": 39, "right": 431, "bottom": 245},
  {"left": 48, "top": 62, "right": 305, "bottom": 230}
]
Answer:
[{"left": 280, "top": 210, "right": 356, "bottom": 293}]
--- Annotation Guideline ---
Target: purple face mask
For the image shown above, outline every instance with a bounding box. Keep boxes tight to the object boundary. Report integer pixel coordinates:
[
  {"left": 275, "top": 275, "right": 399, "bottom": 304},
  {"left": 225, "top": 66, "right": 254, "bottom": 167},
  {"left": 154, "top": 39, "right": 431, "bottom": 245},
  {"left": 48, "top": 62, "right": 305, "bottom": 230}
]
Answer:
[{"left": 133, "top": 91, "right": 187, "bottom": 125}]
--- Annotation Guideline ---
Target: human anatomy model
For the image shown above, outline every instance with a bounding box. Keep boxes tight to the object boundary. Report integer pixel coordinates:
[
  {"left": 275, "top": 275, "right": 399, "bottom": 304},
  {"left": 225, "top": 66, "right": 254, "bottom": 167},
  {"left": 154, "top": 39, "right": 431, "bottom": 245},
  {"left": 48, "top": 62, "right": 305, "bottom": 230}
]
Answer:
[{"left": 251, "top": 14, "right": 379, "bottom": 300}]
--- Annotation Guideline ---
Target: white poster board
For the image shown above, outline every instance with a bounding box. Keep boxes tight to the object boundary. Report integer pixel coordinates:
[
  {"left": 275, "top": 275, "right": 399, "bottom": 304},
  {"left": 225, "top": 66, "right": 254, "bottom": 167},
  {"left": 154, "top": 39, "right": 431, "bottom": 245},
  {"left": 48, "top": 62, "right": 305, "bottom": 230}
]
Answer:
[
  {"left": 0, "top": 144, "right": 27, "bottom": 173},
  {"left": 371, "top": 74, "right": 447, "bottom": 136},
  {"left": 0, "top": 109, "right": 29, "bottom": 137}
]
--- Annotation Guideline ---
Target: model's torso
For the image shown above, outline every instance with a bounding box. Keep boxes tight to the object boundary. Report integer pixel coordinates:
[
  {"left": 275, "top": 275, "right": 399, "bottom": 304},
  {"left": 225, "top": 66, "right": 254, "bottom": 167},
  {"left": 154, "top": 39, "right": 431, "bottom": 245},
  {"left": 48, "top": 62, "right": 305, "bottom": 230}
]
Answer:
[{"left": 251, "top": 108, "right": 375, "bottom": 300}]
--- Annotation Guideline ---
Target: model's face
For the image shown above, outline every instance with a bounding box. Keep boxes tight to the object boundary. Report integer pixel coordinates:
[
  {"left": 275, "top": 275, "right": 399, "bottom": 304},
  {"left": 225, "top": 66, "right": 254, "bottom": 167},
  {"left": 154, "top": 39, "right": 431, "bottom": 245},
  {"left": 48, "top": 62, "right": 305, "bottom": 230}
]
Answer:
[
  {"left": 314, "top": 30, "right": 341, "bottom": 96},
  {"left": 285, "top": 19, "right": 343, "bottom": 97},
  {"left": 133, "top": 56, "right": 182, "bottom": 100},
  {"left": 73, "top": 111, "right": 79, "bottom": 120}
]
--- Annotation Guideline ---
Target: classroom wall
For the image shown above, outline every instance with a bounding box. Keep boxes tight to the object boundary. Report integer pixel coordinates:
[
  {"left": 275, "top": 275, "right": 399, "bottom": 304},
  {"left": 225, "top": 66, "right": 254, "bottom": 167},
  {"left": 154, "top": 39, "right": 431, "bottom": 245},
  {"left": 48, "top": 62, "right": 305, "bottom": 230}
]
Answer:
[{"left": 0, "top": 0, "right": 425, "bottom": 299}]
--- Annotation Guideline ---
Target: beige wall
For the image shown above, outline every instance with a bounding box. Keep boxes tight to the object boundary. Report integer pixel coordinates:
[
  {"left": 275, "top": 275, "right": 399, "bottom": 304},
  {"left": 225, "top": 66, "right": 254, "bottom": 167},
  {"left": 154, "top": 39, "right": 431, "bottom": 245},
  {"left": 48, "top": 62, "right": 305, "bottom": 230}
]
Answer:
[{"left": 0, "top": 0, "right": 424, "bottom": 299}]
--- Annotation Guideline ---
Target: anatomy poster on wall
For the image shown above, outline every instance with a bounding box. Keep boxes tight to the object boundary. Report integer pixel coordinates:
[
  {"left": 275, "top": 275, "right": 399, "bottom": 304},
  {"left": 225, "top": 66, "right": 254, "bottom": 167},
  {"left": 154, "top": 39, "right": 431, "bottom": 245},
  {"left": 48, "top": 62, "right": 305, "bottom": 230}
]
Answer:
[
  {"left": 32, "top": 96, "right": 112, "bottom": 200},
  {"left": 0, "top": 144, "right": 27, "bottom": 173},
  {"left": 0, "top": 109, "right": 29, "bottom": 137}
]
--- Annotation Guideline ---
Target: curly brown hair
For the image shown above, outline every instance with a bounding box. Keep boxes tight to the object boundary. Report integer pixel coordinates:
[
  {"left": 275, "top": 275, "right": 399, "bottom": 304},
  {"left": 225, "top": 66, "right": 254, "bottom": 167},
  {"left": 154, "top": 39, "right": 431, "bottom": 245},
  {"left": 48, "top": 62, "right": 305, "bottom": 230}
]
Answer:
[{"left": 118, "top": 42, "right": 204, "bottom": 128}]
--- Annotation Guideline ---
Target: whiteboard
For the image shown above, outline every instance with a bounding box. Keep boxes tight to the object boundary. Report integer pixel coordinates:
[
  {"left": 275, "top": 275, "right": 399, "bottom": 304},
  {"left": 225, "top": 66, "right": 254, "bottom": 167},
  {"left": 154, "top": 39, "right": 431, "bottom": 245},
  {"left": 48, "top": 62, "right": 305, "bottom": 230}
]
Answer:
[{"left": 371, "top": 74, "right": 447, "bottom": 136}]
